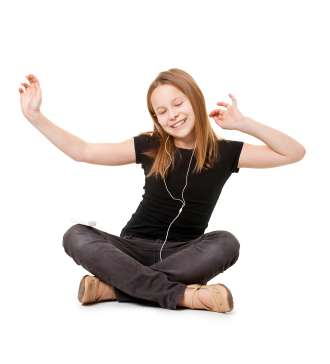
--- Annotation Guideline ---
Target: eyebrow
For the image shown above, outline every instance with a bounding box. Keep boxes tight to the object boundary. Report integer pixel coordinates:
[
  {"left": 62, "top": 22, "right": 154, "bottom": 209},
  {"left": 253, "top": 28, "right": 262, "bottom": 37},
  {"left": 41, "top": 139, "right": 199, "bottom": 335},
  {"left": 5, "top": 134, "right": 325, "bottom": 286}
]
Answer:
[{"left": 155, "top": 96, "right": 183, "bottom": 111}]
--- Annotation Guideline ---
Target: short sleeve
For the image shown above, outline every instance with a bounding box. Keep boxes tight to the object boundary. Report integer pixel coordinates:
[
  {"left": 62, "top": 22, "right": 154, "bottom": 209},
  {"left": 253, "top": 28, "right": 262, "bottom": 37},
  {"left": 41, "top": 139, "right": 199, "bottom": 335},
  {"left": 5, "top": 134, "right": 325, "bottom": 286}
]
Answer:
[
  {"left": 219, "top": 140, "right": 244, "bottom": 174},
  {"left": 133, "top": 134, "right": 158, "bottom": 166}
]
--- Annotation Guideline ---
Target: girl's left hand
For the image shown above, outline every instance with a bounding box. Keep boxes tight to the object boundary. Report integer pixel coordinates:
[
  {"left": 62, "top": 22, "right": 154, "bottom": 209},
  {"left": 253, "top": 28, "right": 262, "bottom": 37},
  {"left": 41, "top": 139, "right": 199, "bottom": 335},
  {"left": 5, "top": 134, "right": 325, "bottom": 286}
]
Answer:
[{"left": 209, "top": 94, "right": 245, "bottom": 130}]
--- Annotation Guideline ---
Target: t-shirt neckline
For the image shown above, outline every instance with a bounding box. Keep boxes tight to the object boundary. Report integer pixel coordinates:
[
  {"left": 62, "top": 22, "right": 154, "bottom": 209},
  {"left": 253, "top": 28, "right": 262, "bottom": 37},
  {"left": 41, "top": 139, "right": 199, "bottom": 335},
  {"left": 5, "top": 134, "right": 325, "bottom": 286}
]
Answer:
[{"left": 177, "top": 147, "right": 193, "bottom": 151}]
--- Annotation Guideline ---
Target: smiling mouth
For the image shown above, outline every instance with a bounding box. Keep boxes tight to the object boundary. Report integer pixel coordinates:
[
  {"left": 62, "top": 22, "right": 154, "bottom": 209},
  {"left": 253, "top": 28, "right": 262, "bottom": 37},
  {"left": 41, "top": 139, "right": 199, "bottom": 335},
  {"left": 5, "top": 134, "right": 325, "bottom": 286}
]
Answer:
[{"left": 172, "top": 118, "right": 187, "bottom": 128}]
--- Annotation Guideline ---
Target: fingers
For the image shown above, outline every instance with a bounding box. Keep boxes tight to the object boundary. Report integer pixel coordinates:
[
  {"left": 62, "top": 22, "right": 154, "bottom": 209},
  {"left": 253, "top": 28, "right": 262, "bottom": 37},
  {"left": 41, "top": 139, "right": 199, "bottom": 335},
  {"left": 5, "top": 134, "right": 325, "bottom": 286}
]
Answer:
[
  {"left": 210, "top": 115, "right": 221, "bottom": 123},
  {"left": 31, "top": 74, "right": 40, "bottom": 85},
  {"left": 228, "top": 93, "right": 237, "bottom": 105},
  {"left": 209, "top": 109, "right": 224, "bottom": 117},
  {"left": 217, "top": 102, "right": 230, "bottom": 107},
  {"left": 26, "top": 74, "right": 41, "bottom": 87},
  {"left": 21, "top": 82, "right": 30, "bottom": 90},
  {"left": 216, "top": 94, "right": 237, "bottom": 107},
  {"left": 18, "top": 85, "right": 29, "bottom": 94},
  {"left": 19, "top": 74, "right": 41, "bottom": 94},
  {"left": 36, "top": 82, "right": 41, "bottom": 93}
]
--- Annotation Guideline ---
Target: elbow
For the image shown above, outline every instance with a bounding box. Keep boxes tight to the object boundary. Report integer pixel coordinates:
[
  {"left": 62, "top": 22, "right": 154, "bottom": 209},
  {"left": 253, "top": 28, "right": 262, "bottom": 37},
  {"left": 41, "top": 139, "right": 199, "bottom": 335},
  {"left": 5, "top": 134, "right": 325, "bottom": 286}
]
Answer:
[
  {"left": 288, "top": 147, "right": 306, "bottom": 164},
  {"left": 295, "top": 147, "right": 306, "bottom": 162},
  {"left": 71, "top": 154, "right": 84, "bottom": 163},
  {"left": 299, "top": 147, "right": 306, "bottom": 160},
  {"left": 73, "top": 157, "right": 84, "bottom": 163}
]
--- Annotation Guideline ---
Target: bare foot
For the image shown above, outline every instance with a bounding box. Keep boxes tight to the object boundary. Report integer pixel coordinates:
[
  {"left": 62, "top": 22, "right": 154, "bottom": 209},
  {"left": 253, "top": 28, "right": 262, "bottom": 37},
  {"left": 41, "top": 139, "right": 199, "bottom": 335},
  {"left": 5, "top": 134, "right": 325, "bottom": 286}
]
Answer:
[{"left": 95, "top": 280, "right": 116, "bottom": 301}]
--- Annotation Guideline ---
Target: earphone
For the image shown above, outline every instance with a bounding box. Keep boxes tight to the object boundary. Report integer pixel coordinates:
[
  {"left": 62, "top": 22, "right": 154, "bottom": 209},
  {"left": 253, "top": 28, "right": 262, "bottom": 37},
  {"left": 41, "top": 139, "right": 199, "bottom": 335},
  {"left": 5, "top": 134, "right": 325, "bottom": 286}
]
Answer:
[{"left": 159, "top": 134, "right": 197, "bottom": 261}]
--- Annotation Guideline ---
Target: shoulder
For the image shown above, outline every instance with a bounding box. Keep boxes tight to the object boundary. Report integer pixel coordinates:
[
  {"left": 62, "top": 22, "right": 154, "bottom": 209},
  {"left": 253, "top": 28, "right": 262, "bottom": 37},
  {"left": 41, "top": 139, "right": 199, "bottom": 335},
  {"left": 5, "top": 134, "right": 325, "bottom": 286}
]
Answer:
[
  {"left": 218, "top": 139, "right": 244, "bottom": 155},
  {"left": 134, "top": 133, "right": 159, "bottom": 164},
  {"left": 217, "top": 138, "right": 244, "bottom": 173},
  {"left": 218, "top": 138, "right": 243, "bottom": 149},
  {"left": 135, "top": 132, "right": 159, "bottom": 143},
  {"left": 134, "top": 133, "right": 159, "bottom": 151}
]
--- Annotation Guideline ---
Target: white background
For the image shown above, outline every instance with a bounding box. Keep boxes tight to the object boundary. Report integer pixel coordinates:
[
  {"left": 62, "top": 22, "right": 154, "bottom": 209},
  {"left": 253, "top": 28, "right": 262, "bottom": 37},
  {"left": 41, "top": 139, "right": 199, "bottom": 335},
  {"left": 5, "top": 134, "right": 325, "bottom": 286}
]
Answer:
[{"left": 2, "top": 0, "right": 329, "bottom": 363}]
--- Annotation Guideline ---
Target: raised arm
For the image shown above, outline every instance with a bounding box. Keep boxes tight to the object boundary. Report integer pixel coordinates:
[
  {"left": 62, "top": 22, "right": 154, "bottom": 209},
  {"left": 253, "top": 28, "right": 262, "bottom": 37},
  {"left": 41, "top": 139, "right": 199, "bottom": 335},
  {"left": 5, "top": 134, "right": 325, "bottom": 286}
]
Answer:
[
  {"left": 81, "top": 138, "right": 135, "bottom": 166},
  {"left": 19, "top": 74, "right": 136, "bottom": 166},
  {"left": 209, "top": 94, "right": 306, "bottom": 169}
]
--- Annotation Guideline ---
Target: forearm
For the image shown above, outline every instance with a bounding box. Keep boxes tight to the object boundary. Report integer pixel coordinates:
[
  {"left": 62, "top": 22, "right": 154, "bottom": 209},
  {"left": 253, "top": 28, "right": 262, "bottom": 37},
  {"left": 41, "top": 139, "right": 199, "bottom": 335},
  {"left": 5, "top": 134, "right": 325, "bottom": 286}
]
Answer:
[
  {"left": 236, "top": 117, "right": 306, "bottom": 160},
  {"left": 26, "top": 112, "right": 87, "bottom": 162}
]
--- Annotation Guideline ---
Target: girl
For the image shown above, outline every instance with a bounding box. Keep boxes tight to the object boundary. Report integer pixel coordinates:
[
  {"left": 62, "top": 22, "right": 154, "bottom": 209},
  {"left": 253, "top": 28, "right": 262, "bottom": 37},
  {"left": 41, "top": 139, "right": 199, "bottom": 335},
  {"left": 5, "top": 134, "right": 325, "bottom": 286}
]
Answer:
[{"left": 18, "top": 69, "right": 306, "bottom": 313}]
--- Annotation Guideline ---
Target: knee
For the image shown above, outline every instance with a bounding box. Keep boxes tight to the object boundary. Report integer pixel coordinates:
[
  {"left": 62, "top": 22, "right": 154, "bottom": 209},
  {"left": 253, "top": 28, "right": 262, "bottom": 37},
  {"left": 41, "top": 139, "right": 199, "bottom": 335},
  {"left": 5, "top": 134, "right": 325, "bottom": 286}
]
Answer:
[
  {"left": 206, "top": 230, "right": 240, "bottom": 260},
  {"left": 220, "top": 230, "right": 240, "bottom": 258},
  {"left": 62, "top": 224, "right": 87, "bottom": 253}
]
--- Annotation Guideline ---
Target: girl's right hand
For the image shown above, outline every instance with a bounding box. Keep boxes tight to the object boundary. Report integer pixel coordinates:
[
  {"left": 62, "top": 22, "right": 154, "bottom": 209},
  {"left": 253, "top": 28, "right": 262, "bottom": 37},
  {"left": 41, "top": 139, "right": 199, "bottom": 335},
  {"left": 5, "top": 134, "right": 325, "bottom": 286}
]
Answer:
[{"left": 18, "top": 74, "right": 42, "bottom": 119}]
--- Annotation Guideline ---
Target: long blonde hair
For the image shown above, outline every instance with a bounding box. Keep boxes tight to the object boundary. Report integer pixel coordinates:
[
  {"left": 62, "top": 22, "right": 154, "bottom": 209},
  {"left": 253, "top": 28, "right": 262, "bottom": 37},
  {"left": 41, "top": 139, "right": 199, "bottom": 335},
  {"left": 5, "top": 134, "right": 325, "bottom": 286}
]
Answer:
[{"left": 139, "top": 68, "right": 228, "bottom": 179}]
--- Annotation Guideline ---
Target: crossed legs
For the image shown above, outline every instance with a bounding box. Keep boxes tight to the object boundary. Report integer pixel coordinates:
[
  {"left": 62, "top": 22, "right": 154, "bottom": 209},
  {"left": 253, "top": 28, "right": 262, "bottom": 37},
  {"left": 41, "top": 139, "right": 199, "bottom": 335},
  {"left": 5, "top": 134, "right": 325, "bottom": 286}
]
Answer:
[{"left": 62, "top": 224, "right": 240, "bottom": 310}]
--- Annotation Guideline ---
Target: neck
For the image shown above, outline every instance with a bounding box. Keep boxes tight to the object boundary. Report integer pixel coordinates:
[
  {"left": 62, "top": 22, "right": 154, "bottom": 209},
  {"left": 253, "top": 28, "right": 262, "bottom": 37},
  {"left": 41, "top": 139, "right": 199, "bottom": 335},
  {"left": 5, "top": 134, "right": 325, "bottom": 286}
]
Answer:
[{"left": 173, "top": 133, "right": 196, "bottom": 149}]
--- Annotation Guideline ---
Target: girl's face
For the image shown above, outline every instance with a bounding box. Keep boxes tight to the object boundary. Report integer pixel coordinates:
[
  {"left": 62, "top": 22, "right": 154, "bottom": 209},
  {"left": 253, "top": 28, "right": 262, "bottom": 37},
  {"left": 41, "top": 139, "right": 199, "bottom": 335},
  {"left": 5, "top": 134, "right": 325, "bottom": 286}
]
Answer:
[{"left": 151, "top": 84, "right": 196, "bottom": 148}]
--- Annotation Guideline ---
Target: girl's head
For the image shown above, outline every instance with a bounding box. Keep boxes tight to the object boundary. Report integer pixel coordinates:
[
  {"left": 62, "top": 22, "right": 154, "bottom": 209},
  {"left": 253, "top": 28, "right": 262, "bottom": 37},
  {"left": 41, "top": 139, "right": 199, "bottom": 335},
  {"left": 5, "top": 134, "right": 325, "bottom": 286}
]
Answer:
[
  {"left": 147, "top": 68, "right": 208, "bottom": 148},
  {"left": 142, "top": 68, "right": 227, "bottom": 179},
  {"left": 149, "top": 79, "right": 196, "bottom": 148}
]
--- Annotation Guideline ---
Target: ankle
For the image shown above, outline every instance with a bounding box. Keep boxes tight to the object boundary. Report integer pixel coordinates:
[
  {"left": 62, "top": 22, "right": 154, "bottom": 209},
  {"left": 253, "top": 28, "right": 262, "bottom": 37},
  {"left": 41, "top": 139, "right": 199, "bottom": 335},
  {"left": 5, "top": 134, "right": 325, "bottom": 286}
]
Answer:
[
  {"left": 96, "top": 280, "right": 116, "bottom": 301},
  {"left": 177, "top": 288, "right": 192, "bottom": 308},
  {"left": 180, "top": 286, "right": 214, "bottom": 311}
]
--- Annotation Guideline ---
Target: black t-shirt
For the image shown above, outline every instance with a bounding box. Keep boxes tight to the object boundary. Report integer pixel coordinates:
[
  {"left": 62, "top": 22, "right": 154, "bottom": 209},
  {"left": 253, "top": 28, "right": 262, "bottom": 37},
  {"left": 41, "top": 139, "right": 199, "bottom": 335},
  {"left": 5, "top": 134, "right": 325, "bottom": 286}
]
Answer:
[{"left": 120, "top": 134, "right": 244, "bottom": 242}]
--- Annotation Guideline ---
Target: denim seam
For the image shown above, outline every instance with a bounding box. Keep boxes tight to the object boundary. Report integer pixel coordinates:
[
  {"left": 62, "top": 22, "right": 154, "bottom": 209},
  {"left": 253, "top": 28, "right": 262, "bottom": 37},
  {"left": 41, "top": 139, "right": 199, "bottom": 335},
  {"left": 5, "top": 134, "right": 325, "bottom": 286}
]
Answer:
[
  {"left": 104, "top": 235, "right": 185, "bottom": 252},
  {"left": 121, "top": 243, "right": 176, "bottom": 252},
  {"left": 92, "top": 229, "right": 140, "bottom": 250},
  {"left": 92, "top": 228, "right": 178, "bottom": 252},
  {"left": 167, "top": 235, "right": 205, "bottom": 255},
  {"left": 122, "top": 244, "right": 177, "bottom": 252},
  {"left": 115, "top": 244, "right": 154, "bottom": 252}
]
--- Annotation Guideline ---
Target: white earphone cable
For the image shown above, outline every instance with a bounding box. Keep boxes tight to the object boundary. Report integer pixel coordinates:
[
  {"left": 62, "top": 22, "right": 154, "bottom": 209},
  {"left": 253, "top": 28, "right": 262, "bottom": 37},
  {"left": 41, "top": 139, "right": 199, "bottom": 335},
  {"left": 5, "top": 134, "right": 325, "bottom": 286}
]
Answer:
[{"left": 159, "top": 135, "right": 197, "bottom": 261}]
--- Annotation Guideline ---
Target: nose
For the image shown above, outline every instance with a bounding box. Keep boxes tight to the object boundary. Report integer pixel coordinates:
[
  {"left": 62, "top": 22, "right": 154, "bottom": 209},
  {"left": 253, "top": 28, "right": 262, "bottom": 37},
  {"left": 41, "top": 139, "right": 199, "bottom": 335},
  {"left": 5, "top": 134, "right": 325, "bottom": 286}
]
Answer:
[{"left": 169, "top": 109, "right": 179, "bottom": 122}]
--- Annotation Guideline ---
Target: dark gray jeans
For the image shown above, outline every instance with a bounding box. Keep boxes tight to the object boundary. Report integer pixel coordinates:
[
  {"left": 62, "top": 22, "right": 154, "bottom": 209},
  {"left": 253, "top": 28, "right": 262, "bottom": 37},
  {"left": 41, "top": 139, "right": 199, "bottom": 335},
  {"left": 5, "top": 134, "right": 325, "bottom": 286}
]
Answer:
[{"left": 62, "top": 224, "right": 240, "bottom": 310}]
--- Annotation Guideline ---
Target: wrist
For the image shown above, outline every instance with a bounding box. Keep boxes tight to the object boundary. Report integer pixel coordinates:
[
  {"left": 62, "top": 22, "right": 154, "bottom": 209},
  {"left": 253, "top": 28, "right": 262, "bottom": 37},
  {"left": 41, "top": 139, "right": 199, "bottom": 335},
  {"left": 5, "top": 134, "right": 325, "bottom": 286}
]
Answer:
[
  {"left": 26, "top": 110, "right": 43, "bottom": 124},
  {"left": 236, "top": 116, "right": 252, "bottom": 132}
]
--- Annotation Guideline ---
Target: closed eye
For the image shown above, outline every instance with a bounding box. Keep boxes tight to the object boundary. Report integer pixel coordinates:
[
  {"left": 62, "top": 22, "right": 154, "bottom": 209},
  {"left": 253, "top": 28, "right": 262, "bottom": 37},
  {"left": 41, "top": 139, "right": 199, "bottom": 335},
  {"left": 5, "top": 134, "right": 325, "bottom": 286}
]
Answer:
[{"left": 160, "top": 102, "right": 183, "bottom": 115}]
